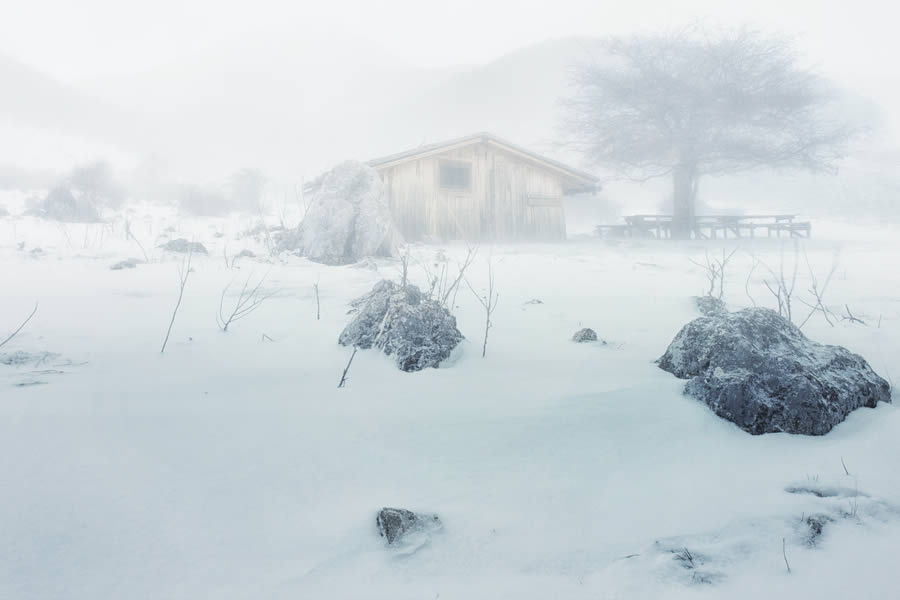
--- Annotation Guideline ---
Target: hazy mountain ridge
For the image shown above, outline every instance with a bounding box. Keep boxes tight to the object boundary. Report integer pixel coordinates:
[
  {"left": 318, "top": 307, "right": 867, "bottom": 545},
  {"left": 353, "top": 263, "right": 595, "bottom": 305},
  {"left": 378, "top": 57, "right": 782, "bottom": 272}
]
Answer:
[{"left": 2, "top": 36, "right": 899, "bottom": 220}]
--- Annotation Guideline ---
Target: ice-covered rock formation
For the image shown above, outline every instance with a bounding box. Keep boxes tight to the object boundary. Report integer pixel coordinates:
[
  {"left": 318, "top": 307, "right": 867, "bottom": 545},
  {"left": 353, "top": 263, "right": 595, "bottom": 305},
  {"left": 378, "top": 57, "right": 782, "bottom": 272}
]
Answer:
[
  {"left": 339, "top": 280, "right": 463, "bottom": 372},
  {"left": 294, "top": 161, "right": 399, "bottom": 265},
  {"left": 658, "top": 308, "right": 891, "bottom": 435}
]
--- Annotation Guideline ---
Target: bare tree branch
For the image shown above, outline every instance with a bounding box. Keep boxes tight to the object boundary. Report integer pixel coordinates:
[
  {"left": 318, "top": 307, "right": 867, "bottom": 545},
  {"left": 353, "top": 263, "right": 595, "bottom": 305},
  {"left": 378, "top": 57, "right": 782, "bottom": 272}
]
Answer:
[
  {"left": 161, "top": 248, "right": 193, "bottom": 354},
  {"left": 216, "top": 270, "right": 277, "bottom": 332},
  {"left": 0, "top": 303, "right": 38, "bottom": 349},
  {"left": 465, "top": 256, "right": 500, "bottom": 358}
]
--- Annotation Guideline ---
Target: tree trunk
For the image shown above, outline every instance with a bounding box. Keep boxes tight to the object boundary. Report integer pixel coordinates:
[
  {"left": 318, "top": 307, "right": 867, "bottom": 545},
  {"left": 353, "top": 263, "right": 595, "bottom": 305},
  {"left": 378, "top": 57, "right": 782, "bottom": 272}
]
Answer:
[{"left": 671, "top": 163, "right": 697, "bottom": 240}]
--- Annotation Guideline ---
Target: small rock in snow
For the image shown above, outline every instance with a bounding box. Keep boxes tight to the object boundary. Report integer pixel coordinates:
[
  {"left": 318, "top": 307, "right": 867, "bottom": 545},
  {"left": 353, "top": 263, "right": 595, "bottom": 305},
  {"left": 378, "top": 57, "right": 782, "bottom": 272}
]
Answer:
[
  {"left": 376, "top": 507, "right": 441, "bottom": 545},
  {"left": 110, "top": 258, "right": 142, "bottom": 270},
  {"left": 572, "top": 328, "right": 599, "bottom": 343},
  {"left": 158, "top": 238, "right": 208, "bottom": 254}
]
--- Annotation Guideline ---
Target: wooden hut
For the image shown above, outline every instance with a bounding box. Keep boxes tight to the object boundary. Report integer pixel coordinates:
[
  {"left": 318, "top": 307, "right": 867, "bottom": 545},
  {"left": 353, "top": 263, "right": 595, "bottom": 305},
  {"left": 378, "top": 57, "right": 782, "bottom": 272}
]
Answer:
[{"left": 368, "top": 132, "right": 597, "bottom": 242}]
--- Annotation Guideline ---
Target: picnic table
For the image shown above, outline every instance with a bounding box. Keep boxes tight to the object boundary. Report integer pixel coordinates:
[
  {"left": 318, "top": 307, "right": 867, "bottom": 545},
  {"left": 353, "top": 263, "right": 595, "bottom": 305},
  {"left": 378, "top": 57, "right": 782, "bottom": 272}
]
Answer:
[{"left": 596, "top": 214, "right": 811, "bottom": 239}]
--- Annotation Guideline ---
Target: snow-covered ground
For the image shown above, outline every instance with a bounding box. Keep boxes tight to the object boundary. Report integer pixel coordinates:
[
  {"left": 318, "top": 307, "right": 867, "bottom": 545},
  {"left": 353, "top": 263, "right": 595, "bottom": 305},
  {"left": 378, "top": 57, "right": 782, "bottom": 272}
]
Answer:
[{"left": 1, "top": 205, "right": 898, "bottom": 599}]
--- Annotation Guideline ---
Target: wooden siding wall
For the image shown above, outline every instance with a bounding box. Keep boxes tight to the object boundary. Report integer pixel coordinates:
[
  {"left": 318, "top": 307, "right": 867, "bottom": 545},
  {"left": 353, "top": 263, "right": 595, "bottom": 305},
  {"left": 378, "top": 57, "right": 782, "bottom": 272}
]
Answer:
[{"left": 379, "top": 143, "right": 567, "bottom": 242}]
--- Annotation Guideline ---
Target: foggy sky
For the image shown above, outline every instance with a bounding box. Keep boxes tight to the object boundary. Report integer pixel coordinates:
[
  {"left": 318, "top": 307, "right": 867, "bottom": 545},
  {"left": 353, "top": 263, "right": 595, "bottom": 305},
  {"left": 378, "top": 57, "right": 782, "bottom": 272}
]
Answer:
[
  {"left": 3, "top": 0, "right": 895, "bottom": 84},
  {"left": 2, "top": 0, "right": 898, "bottom": 189}
]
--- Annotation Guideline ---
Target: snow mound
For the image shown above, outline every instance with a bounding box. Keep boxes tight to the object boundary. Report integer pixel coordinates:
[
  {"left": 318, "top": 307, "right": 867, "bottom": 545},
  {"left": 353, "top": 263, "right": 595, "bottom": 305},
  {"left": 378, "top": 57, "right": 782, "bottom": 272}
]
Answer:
[
  {"left": 658, "top": 308, "right": 891, "bottom": 435},
  {"left": 294, "top": 161, "right": 399, "bottom": 265},
  {"left": 339, "top": 280, "right": 463, "bottom": 372}
]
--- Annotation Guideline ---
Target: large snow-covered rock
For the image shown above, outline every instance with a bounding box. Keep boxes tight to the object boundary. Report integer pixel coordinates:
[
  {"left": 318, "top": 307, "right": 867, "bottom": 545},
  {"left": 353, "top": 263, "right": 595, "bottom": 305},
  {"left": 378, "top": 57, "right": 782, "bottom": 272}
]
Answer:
[
  {"left": 339, "top": 280, "right": 463, "bottom": 372},
  {"left": 658, "top": 308, "right": 891, "bottom": 435},
  {"left": 295, "top": 161, "right": 399, "bottom": 265}
]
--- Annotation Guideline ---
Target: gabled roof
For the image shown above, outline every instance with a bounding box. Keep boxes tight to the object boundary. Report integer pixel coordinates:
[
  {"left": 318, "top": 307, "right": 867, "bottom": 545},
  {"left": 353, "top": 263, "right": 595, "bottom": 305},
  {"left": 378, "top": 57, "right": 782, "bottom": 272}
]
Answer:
[{"left": 367, "top": 132, "right": 598, "bottom": 187}]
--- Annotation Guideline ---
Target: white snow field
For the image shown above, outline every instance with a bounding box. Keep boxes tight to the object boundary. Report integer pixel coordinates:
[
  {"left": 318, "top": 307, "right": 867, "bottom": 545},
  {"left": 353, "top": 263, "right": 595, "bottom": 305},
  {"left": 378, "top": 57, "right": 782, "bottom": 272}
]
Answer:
[{"left": 1, "top": 207, "right": 898, "bottom": 600}]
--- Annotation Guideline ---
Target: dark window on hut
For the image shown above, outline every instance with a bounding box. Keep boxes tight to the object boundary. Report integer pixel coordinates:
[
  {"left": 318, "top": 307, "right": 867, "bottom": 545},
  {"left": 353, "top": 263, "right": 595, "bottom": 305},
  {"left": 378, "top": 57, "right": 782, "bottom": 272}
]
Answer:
[{"left": 439, "top": 161, "right": 472, "bottom": 190}]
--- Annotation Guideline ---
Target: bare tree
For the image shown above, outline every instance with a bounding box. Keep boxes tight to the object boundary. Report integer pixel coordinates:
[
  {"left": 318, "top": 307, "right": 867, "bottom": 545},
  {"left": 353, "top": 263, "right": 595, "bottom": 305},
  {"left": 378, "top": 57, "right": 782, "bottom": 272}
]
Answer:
[
  {"left": 562, "top": 25, "right": 858, "bottom": 238},
  {"left": 690, "top": 248, "right": 737, "bottom": 300},
  {"left": 745, "top": 255, "right": 761, "bottom": 307},
  {"left": 440, "top": 246, "right": 478, "bottom": 310},
  {"left": 798, "top": 248, "right": 839, "bottom": 328},
  {"left": 216, "top": 270, "right": 277, "bottom": 332},
  {"left": 466, "top": 257, "right": 500, "bottom": 358},
  {"left": 160, "top": 249, "right": 193, "bottom": 353},
  {"left": 759, "top": 241, "right": 800, "bottom": 322},
  {"left": 124, "top": 218, "right": 149, "bottom": 263},
  {"left": 417, "top": 246, "right": 479, "bottom": 311},
  {"left": 0, "top": 303, "right": 38, "bottom": 349}
]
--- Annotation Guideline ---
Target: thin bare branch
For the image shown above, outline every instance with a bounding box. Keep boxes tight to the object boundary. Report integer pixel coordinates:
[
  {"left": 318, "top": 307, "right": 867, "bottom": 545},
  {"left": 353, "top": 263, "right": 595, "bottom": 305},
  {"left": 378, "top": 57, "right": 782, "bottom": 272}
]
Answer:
[{"left": 0, "top": 303, "right": 39, "bottom": 349}]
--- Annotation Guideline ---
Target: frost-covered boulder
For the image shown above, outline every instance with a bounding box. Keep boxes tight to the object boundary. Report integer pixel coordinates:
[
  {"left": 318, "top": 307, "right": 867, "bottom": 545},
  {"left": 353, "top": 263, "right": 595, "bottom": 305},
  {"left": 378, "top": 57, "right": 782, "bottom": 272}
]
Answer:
[
  {"left": 658, "top": 308, "right": 891, "bottom": 435},
  {"left": 572, "top": 328, "right": 598, "bottom": 343},
  {"left": 293, "top": 161, "right": 399, "bottom": 265},
  {"left": 376, "top": 507, "right": 442, "bottom": 546},
  {"left": 339, "top": 280, "right": 463, "bottom": 372},
  {"left": 694, "top": 295, "right": 727, "bottom": 317}
]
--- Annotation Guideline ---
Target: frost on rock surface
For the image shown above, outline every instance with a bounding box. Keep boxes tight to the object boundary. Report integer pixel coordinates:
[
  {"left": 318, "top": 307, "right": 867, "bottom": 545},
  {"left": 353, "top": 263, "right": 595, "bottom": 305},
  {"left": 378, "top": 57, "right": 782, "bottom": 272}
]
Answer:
[
  {"left": 339, "top": 280, "right": 463, "bottom": 372},
  {"left": 292, "top": 161, "right": 399, "bottom": 265},
  {"left": 658, "top": 308, "right": 891, "bottom": 435}
]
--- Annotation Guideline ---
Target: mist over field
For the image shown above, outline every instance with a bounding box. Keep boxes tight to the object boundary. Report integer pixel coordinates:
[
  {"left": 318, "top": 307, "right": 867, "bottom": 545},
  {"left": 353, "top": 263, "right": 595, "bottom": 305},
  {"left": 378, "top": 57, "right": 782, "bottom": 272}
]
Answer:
[{"left": 1, "top": 2, "right": 898, "bottom": 599}]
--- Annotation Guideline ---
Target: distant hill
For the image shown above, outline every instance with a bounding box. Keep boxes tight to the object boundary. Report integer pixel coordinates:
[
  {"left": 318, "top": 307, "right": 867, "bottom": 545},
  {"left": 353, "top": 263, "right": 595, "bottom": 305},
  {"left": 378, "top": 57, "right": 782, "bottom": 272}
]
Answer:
[
  {"left": 3, "top": 37, "right": 900, "bottom": 223},
  {"left": 66, "top": 37, "right": 598, "bottom": 180}
]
